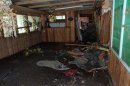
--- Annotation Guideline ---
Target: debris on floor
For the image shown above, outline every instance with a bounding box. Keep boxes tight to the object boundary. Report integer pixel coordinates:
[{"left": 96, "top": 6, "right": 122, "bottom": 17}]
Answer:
[
  {"left": 36, "top": 60, "right": 70, "bottom": 70},
  {"left": 36, "top": 43, "right": 109, "bottom": 74},
  {"left": 35, "top": 43, "right": 110, "bottom": 85},
  {"left": 67, "top": 50, "right": 84, "bottom": 56},
  {"left": 69, "top": 56, "right": 88, "bottom": 69},
  {"left": 24, "top": 47, "right": 43, "bottom": 56},
  {"left": 56, "top": 43, "right": 109, "bottom": 72},
  {"left": 0, "top": 43, "right": 112, "bottom": 86},
  {"left": 64, "top": 69, "right": 79, "bottom": 76}
]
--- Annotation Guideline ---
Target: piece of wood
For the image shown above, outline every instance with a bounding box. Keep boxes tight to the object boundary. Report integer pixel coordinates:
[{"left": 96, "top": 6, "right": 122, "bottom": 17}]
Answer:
[
  {"left": 65, "top": 43, "right": 89, "bottom": 47},
  {"left": 88, "top": 66, "right": 107, "bottom": 72},
  {"left": 39, "top": 3, "right": 94, "bottom": 10},
  {"left": 98, "top": 47, "right": 109, "bottom": 52},
  {"left": 15, "top": 0, "right": 54, "bottom": 5},
  {"left": 29, "top": 0, "right": 95, "bottom": 8}
]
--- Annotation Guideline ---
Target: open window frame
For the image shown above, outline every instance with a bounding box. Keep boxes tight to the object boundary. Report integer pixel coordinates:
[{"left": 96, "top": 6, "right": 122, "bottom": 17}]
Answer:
[
  {"left": 47, "top": 14, "right": 67, "bottom": 28},
  {"left": 16, "top": 14, "right": 41, "bottom": 34}
]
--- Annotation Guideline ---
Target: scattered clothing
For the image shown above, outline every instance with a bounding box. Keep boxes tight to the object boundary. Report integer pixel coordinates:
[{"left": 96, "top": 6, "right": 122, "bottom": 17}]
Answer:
[
  {"left": 36, "top": 60, "right": 70, "bottom": 70},
  {"left": 64, "top": 69, "right": 79, "bottom": 76},
  {"left": 69, "top": 56, "right": 88, "bottom": 69},
  {"left": 57, "top": 46, "right": 109, "bottom": 71}
]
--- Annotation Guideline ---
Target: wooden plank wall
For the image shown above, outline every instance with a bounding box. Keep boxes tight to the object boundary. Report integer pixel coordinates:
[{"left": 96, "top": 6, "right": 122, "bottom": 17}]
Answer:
[
  {"left": 0, "top": 31, "right": 42, "bottom": 59},
  {"left": 100, "top": 11, "right": 111, "bottom": 44},
  {"left": 108, "top": 50, "right": 130, "bottom": 86},
  {"left": 42, "top": 11, "right": 75, "bottom": 42},
  {"left": 43, "top": 28, "right": 72, "bottom": 42}
]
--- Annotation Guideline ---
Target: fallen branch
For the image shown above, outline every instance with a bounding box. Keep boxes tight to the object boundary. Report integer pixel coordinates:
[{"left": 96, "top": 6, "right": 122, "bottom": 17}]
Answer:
[
  {"left": 65, "top": 43, "right": 109, "bottom": 53},
  {"left": 67, "top": 51, "right": 84, "bottom": 56},
  {"left": 88, "top": 66, "right": 108, "bottom": 72}
]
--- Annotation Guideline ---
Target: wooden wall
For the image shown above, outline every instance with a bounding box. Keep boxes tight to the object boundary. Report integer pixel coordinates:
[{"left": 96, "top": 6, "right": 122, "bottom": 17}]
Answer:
[
  {"left": 42, "top": 28, "right": 74, "bottom": 42},
  {"left": 100, "top": 11, "right": 111, "bottom": 44},
  {"left": 108, "top": 50, "right": 130, "bottom": 86},
  {"left": 42, "top": 11, "right": 75, "bottom": 42},
  {"left": 0, "top": 5, "right": 43, "bottom": 60},
  {"left": 0, "top": 31, "right": 42, "bottom": 59}
]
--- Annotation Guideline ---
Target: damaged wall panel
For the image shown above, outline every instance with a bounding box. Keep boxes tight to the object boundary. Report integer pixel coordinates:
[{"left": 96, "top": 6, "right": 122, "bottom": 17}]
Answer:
[{"left": 0, "top": 32, "right": 42, "bottom": 59}]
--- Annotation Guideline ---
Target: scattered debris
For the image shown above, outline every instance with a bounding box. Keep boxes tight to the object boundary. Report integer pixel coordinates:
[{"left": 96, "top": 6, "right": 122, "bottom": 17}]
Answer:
[
  {"left": 57, "top": 43, "right": 109, "bottom": 72},
  {"left": 81, "top": 80, "right": 85, "bottom": 84},
  {"left": 36, "top": 60, "right": 70, "bottom": 70},
  {"left": 88, "top": 66, "right": 107, "bottom": 72},
  {"left": 36, "top": 43, "right": 109, "bottom": 84},
  {"left": 67, "top": 51, "right": 84, "bottom": 56},
  {"left": 98, "top": 47, "right": 109, "bottom": 52},
  {"left": 64, "top": 69, "right": 79, "bottom": 76},
  {"left": 0, "top": 43, "right": 112, "bottom": 86},
  {"left": 70, "top": 76, "right": 77, "bottom": 85},
  {"left": 24, "top": 47, "right": 43, "bottom": 56},
  {"left": 53, "top": 78, "right": 58, "bottom": 83},
  {"left": 69, "top": 57, "right": 88, "bottom": 69}
]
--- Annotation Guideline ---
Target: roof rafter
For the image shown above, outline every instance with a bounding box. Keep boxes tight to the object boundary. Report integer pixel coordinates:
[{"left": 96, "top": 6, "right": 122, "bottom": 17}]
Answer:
[
  {"left": 15, "top": 0, "right": 54, "bottom": 5},
  {"left": 29, "top": 0, "right": 95, "bottom": 8},
  {"left": 11, "top": 5, "right": 44, "bottom": 15},
  {"left": 39, "top": 3, "right": 94, "bottom": 10}
]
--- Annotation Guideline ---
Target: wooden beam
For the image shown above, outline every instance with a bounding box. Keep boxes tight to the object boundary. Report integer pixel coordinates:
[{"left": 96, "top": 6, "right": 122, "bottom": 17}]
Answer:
[
  {"left": 11, "top": 5, "right": 44, "bottom": 16},
  {"left": 65, "top": 6, "right": 94, "bottom": 11},
  {"left": 29, "top": 0, "right": 95, "bottom": 8},
  {"left": 39, "top": 3, "right": 94, "bottom": 10},
  {"left": 15, "top": 0, "right": 54, "bottom": 5}
]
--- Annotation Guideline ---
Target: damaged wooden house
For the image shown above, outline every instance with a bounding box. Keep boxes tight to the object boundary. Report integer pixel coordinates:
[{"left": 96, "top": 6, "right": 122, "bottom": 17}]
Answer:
[{"left": 0, "top": 0, "right": 130, "bottom": 86}]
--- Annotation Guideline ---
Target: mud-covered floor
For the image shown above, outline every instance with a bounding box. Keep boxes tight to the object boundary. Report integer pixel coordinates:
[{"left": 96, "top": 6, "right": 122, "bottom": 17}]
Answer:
[{"left": 0, "top": 43, "right": 113, "bottom": 86}]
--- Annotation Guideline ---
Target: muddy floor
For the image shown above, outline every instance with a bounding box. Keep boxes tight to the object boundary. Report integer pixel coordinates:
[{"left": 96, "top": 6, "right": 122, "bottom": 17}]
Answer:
[{"left": 0, "top": 43, "right": 113, "bottom": 86}]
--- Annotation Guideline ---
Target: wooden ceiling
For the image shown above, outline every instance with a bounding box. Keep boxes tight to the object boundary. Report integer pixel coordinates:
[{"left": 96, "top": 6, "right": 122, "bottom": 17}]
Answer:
[{"left": 11, "top": 0, "right": 104, "bottom": 12}]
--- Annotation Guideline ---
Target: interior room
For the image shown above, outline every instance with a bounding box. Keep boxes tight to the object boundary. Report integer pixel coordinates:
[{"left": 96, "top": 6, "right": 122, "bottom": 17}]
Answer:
[{"left": 0, "top": 0, "right": 130, "bottom": 86}]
